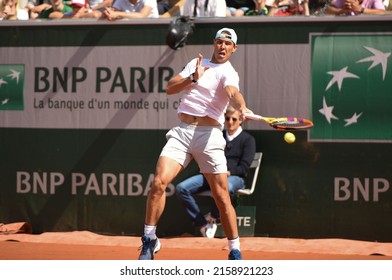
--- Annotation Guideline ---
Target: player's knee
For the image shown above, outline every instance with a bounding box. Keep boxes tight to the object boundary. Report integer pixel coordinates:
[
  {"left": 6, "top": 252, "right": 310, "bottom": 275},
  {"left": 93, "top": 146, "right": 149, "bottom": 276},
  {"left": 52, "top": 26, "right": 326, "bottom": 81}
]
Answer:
[{"left": 152, "top": 176, "right": 168, "bottom": 195}]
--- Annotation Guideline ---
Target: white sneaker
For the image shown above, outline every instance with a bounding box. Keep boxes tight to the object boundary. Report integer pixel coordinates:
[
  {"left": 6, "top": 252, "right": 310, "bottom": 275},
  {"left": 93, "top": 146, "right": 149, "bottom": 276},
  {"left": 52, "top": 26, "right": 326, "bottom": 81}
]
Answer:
[{"left": 200, "top": 222, "right": 217, "bottom": 238}]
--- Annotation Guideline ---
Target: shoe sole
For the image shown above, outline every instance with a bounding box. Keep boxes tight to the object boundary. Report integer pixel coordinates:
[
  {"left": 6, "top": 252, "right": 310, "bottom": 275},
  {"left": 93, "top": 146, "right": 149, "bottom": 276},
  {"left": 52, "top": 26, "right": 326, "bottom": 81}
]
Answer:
[{"left": 154, "top": 239, "right": 161, "bottom": 255}]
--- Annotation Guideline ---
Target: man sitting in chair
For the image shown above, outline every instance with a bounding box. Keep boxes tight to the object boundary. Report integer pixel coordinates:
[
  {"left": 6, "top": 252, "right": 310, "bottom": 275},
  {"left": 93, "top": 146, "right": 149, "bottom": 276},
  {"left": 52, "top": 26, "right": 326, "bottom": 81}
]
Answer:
[{"left": 175, "top": 105, "right": 256, "bottom": 238}]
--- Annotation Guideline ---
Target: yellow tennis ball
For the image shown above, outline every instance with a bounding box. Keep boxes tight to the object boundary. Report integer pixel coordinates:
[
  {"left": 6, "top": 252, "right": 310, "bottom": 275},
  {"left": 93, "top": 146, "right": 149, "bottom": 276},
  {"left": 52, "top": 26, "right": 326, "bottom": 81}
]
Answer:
[{"left": 284, "top": 132, "right": 296, "bottom": 144}]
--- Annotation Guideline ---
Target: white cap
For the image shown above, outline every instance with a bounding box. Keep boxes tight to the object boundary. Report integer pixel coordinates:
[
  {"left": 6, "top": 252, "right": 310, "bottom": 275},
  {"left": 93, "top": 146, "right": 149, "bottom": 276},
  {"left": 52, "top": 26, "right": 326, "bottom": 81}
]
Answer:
[{"left": 215, "top": 28, "right": 238, "bottom": 45}]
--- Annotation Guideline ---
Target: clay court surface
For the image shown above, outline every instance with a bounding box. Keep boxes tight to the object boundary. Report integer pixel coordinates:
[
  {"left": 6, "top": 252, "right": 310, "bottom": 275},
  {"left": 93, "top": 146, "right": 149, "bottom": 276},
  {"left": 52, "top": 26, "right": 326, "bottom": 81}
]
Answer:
[{"left": 1, "top": 227, "right": 392, "bottom": 260}]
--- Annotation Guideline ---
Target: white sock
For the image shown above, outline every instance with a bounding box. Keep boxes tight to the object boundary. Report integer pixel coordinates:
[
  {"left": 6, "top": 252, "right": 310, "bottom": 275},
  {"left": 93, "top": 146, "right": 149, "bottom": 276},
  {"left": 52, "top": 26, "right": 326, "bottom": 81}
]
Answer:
[
  {"left": 144, "top": 224, "right": 157, "bottom": 240},
  {"left": 228, "top": 236, "right": 240, "bottom": 251}
]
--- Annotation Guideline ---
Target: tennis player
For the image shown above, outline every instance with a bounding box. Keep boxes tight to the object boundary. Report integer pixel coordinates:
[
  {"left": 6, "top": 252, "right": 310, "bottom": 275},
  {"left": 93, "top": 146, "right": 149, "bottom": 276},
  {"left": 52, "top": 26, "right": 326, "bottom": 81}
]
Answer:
[{"left": 138, "top": 28, "right": 252, "bottom": 260}]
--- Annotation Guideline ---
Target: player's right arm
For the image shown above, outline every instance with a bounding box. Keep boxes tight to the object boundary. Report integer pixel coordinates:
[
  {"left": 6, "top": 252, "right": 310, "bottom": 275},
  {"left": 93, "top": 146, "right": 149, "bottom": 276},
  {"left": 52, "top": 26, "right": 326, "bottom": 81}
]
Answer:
[{"left": 226, "top": 85, "right": 253, "bottom": 116}]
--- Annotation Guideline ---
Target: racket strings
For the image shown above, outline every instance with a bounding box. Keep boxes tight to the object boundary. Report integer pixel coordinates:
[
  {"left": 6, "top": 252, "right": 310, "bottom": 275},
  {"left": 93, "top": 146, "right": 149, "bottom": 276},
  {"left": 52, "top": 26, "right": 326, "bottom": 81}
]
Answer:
[
  {"left": 274, "top": 121, "right": 309, "bottom": 127},
  {"left": 271, "top": 118, "right": 313, "bottom": 129}
]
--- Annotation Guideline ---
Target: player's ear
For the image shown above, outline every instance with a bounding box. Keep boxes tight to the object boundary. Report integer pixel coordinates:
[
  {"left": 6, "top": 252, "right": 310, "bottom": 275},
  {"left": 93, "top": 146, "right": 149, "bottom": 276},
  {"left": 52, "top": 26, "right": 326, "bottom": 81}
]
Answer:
[{"left": 232, "top": 44, "right": 238, "bottom": 53}]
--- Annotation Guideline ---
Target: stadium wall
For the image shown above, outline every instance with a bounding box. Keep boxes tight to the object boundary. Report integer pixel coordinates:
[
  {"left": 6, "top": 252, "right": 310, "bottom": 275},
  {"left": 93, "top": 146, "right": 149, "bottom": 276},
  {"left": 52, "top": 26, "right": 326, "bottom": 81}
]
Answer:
[{"left": 1, "top": 17, "right": 392, "bottom": 241}]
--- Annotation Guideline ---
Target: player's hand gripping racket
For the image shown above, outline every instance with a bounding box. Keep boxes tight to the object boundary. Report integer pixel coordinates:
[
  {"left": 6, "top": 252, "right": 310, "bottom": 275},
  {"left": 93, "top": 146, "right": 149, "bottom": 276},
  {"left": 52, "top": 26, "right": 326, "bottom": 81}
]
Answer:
[{"left": 244, "top": 113, "right": 313, "bottom": 130}]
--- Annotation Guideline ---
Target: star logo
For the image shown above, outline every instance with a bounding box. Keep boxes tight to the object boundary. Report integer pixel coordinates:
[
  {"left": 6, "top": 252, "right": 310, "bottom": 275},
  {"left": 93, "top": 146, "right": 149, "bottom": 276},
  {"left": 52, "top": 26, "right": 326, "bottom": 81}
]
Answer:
[
  {"left": 7, "top": 69, "right": 21, "bottom": 84},
  {"left": 344, "top": 112, "right": 363, "bottom": 127},
  {"left": 319, "top": 97, "right": 338, "bottom": 124},
  {"left": 0, "top": 78, "right": 7, "bottom": 88},
  {"left": 1, "top": 98, "right": 10, "bottom": 105},
  {"left": 325, "top": 66, "right": 360, "bottom": 91},
  {"left": 311, "top": 35, "right": 392, "bottom": 142},
  {"left": 0, "top": 65, "right": 25, "bottom": 111},
  {"left": 356, "top": 46, "right": 390, "bottom": 80}
]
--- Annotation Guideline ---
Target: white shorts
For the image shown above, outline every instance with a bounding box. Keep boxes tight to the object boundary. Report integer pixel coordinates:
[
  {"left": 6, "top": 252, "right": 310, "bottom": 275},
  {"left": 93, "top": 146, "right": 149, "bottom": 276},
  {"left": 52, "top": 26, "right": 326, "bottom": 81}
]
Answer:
[{"left": 160, "top": 123, "right": 227, "bottom": 174}]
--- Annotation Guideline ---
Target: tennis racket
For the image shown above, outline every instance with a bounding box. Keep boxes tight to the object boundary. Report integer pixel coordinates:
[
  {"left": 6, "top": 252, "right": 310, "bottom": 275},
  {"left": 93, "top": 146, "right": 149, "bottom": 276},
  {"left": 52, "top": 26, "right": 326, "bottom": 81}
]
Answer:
[{"left": 244, "top": 113, "right": 314, "bottom": 130}]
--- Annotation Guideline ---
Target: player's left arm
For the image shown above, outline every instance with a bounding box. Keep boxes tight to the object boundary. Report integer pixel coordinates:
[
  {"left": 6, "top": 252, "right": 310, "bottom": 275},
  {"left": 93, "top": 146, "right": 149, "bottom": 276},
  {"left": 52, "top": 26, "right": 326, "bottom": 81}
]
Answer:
[
  {"left": 167, "top": 54, "right": 210, "bottom": 95},
  {"left": 166, "top": 74, "right": 194, "bottom": 95}
]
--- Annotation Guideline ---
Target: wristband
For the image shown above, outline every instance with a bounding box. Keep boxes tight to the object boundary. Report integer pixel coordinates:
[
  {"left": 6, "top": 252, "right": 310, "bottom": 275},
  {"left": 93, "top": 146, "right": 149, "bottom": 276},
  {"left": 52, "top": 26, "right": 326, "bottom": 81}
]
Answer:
[
  {"left": 361, "top": 6, "right": 365, "bottom": 13},
  {"left": 190, "top": 73, "right": 198, "bottom": 84}
]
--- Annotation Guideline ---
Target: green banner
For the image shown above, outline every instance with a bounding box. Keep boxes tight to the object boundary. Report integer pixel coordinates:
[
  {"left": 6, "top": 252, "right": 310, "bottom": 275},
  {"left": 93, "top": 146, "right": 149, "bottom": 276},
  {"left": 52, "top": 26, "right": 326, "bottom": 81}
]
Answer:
[
  {"left": 311, "top": 34, "right": 392, "bottom": 142},
  {"left": 0, "top": 64, "right": 25, "bottom": 110}
]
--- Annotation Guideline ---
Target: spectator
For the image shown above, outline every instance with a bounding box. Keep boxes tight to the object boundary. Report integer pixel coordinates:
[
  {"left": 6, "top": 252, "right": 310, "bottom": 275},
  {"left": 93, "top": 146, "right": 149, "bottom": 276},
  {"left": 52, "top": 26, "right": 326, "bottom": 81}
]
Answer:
[
  {"left": 37, "top": 0, "right": 72, "bottom": 18},
  {"left": 103, "top": 0, "right": 159, "bottom": 20},
  {"left": 307, "top": 0, "right": 331, "bottom": 15},
  {"left": 175, "top": 105, "right": 256, "bottom": 238},
  {"left": 384, "top": 0, "right": 392, "bottom": 9},
  {"left": 60, "top": 0, "right": 104, "bottom": 18},
  {"left": 159, "top": 0, "right": 185, "bottom": 17},
  {"left": 183, "top": 0, "right": 227, "bottom": 16},
  {"left": 0, "top": 0, "right": 29, "bottom": 19},
  {"left": 226, "top": 0, "right": 266, "bottom": 16},
  {"left": 88, "top": 0, "right": 112, "bottom": 12},
  {"left": 1, "top": 0, "right": 17, "bottom": 19},
  {"left": 325, "top": 0, "right": 385, "bottom": 15},
  {"left": 25, "top": 0, "right": 51, "bottom": 19},
  {"left": 157, "top": 0, "right": 170, "bottom": 14},
  {"left": 266, "top": 0, "right": 305, "bottom": 15}
]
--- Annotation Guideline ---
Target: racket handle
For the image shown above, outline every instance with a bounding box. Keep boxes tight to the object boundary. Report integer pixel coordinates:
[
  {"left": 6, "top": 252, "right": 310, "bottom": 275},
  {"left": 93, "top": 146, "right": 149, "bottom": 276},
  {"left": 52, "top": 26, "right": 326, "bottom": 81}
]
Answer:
[{"left": 244, "top": 113, "right": 262, "bottom": 121}]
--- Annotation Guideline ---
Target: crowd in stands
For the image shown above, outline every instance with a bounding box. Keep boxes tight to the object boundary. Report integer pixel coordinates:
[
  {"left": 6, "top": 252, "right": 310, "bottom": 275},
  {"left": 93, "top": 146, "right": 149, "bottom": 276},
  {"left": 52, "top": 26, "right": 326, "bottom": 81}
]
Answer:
[{"left": 1, "top": 0, "right": 391, "bottom": 20}]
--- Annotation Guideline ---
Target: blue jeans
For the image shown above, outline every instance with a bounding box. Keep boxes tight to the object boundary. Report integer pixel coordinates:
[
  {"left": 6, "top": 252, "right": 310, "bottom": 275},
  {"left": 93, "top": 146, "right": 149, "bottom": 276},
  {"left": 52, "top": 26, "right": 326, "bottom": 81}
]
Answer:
[{"left": 175, "top": 174, "right": 245, "bottom": 227}]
